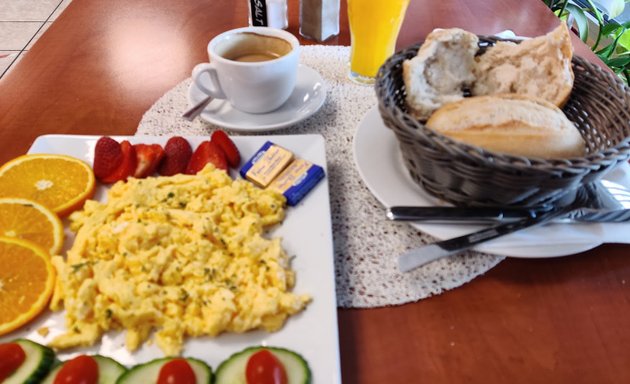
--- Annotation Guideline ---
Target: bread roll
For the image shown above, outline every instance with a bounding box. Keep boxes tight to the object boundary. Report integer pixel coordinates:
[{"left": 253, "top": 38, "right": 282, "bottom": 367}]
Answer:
[
  {"left": 426, "top": 95, "right": 586, "bottom": 158},
  {"left": 473, "top": 23, "right": 574, "bottom": 107},
  {"left": 403, "top": 28, "right": 479, "bottom": 121}
]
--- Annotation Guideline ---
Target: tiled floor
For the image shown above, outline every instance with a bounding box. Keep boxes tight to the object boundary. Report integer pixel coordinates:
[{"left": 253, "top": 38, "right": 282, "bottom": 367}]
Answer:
[{"left": 0, "top": 0, "right": 71, "bottom": 79}]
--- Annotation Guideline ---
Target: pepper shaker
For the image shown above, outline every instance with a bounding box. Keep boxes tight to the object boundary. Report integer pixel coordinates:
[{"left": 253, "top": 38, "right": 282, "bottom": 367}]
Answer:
[
  {"left": 299, "top": 0, "right": 340, "bottom": 42},
  {"left": 248, "top": 0, "right": 288, "bottom": 29}
]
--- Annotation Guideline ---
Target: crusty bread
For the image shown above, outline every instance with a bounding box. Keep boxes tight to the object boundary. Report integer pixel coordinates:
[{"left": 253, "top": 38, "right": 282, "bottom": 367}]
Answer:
[
  {"left": 473, "top": 23, "right": 574, "bottom": 107},
  {"left": 426, "top": 94, "right": 585, "bottom": 158},
  {"left": 403, "top": 28, "right": 479, "bottom": 121}
]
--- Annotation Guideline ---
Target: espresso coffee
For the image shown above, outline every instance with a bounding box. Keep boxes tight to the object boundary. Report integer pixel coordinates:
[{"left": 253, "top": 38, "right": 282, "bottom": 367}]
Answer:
[
  {"left": 232, "top": 51, "right": 282, "bottom": 62},
  {"left": 194, "top": 26, "right": 300, "bottom": 113},
  {"left": 217, "top": 32, "right": 292, "bottom": 63}
]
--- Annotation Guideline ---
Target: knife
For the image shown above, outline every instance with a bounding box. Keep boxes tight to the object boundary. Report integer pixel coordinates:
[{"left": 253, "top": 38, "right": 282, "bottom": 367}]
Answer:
[
  {"left": 397, "top": 183, "right": 630, "bottom": 273},
  {"left": 387, "top": 206, "right": 630, "bottom": 223},
  {"left": 397, "top": 205, "right": 574, "bottom": 273}
]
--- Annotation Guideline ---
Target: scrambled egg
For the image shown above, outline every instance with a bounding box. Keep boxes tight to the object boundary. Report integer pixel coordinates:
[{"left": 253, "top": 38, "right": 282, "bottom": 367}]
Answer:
[{"left": 49, "top": 165, "right": 310, "bottom": 356}]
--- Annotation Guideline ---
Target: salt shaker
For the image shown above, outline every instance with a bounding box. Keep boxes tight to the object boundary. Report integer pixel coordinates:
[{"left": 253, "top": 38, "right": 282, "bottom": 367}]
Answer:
[
  {"left": 248, "top": 0, "right": 288, "bottom": 29},
  {"left": 299, "top": 0, "right": 340, "bottom": 42}
]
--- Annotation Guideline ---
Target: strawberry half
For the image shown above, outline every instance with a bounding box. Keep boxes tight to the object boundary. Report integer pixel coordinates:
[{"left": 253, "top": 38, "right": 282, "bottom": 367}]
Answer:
[
  {"left": 133, "top": 143, "right": 165, "bottom": 178},
  {"left": 211, "top": 130, "right": 241, "bottom": 168},
  {"left": 100, "top": 140, "right": 137, "bottom": 183},
  {"left": 185, "top": 140, "right": 228, "bottom": 174},
  {"left": 93, "top": 136, "right": 123, "bottom": 180},
  {"left": 158, "top": 137, "right": 193, "bottom": 176}
]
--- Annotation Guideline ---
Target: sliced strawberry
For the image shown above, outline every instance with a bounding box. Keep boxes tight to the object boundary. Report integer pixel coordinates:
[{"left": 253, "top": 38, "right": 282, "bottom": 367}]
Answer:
[
  {"left": 211, "top": 130, "right": 241, "bottom": 168},
  {"left": 185, "top": 140, "right": 228, "bottom": 174},
  {"left": 158, "top": 136, "right": 193, "bottom": 176},
  {"left": 93, "top": 136, "right": 123, "bottom": 180},
  {"left": 133, "top": 143, "right": 165, "bottom": 178},
  {"left": 101, "top": 140, "right": 137, "bottom": 183}
]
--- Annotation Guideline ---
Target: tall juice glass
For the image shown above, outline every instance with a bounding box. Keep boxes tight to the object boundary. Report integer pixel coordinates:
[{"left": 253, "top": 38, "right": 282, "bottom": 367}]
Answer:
[{"left": 347, "top": 0, "right": 410, "bottom": 84}]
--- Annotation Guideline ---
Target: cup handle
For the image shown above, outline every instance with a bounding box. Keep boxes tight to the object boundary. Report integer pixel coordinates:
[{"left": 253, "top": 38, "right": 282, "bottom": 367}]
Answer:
[{"left": 192, "top": 63, "right": 227, "bottom": 99}]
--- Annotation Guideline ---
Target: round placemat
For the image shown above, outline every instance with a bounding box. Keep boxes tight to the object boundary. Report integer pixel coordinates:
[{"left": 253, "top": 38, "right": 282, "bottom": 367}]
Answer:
[{"left": 136, "top": 45, "right": 504, "bottom": 308}]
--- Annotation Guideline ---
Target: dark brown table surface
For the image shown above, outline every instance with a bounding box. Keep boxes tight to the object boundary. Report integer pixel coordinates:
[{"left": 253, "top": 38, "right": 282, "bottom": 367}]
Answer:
[{"left": 1, "top": 1, "right": 628, "bottom": 383}]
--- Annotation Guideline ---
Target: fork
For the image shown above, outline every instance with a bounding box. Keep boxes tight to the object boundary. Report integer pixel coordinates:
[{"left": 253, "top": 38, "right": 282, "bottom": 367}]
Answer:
[{"left": 398, "top": 182, "right": 630, "bottom": 273}]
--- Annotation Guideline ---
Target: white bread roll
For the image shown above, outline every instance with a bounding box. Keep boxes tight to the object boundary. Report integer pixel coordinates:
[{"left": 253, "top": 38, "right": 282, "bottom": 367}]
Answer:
[
  {"left": 426, "top": 95, "right": 586, "bottom": 158},
  {"left": 473, "top": 23, "right": 574, "bottom": 107},
  {"left": 403, "top": 28, "right": 479, "bottom": 121}
]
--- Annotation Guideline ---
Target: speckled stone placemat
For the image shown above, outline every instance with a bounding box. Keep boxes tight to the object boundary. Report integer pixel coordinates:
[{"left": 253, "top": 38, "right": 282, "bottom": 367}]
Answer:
[{"left": 136, "top": 45, "right": 504, "bottom": 308}]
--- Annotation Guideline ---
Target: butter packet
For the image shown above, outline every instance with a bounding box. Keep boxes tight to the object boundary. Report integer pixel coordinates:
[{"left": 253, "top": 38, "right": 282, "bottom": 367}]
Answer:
[
  {"left": 239, "top": 141, "right": 294, "bottom": 188},
  {"left": 267, "top": 158, "right": 325, "bottom": 206}
]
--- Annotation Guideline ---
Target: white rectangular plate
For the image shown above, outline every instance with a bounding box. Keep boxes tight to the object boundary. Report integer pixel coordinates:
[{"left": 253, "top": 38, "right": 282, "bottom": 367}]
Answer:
[{"left": 1, "top": 134, "right": 340, "bottom": 383}]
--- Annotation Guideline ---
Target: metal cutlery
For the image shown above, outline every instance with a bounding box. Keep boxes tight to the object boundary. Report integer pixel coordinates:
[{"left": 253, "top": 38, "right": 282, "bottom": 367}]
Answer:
[
  {"left": 398, "top": 181, "right": 630, "bottom": 273},
  {"left": 182, "top": 95, "right": 213, "bottom": 121},
  {"left": 389, "top": 179, "right": 630, "bottom": 224},
  {"left": 388, "top": 205, "right": 546, "bottom": 223},
  {"left": 388, "top": 206, "right": 630, "bottom": 223}
]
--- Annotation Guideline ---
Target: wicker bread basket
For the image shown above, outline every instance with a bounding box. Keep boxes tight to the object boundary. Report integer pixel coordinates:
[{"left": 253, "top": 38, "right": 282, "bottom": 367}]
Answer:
[{"left": 375, "top": 38, "right": 630, "bottom": 208}]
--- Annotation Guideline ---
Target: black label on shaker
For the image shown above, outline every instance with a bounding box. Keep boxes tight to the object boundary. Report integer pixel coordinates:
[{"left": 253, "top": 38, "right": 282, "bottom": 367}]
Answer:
[{"left": 249, "top": 0, "right": 268, "bottom": 26}]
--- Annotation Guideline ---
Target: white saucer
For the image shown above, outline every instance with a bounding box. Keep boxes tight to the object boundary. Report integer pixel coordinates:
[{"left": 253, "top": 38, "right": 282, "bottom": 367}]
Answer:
[
  {"left": 187, "top": 64, "right": 326, "bottom": 132},
  {"left": 353, "top": 106, "right": 630, "bottom": 258}
]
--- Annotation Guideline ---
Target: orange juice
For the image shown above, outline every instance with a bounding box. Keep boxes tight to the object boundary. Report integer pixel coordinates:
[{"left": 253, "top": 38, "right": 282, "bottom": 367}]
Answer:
[{"left": 347, "top": 0, "right": 409, "bottom": 83}]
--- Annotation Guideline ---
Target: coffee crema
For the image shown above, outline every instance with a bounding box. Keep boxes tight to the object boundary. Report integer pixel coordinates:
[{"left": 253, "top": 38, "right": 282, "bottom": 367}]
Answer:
[
  {"left": 230, "top": 51, "right": 283, "bottom": 62},
  {"left": 217, "top": 32, "right": 292, "bottom": 63}
]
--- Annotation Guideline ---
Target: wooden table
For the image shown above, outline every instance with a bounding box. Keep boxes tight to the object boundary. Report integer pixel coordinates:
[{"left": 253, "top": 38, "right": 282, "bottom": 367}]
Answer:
[{"left": 1, "top": 1, "right": 628, "bottom": 382}]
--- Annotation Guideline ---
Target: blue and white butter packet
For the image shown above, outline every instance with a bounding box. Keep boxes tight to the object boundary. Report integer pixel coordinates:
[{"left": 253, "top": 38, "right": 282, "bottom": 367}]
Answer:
[
  {"left": 267, "top": 158, "right": 325, "bottom": 206},
  {"left": 240, "top": 141, "right": 325, "bottom": 206},
  {"left": 239, "top": 141, "right": 294, "bottom": 188}
]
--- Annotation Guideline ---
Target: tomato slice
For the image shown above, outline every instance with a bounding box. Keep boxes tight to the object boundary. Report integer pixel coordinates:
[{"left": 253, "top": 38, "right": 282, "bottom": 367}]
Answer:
[
  {"left": 246, "top": 349, "right": 288, "bottom": 384},
  {"left": 0, "top": 343, "right": 26, "bottom": 381},
  {"left": 53, "top": 355, "right": 99, "bottom": 384},
  {"left": 157, "top": 358, "right": 197, "bottom": 384}
]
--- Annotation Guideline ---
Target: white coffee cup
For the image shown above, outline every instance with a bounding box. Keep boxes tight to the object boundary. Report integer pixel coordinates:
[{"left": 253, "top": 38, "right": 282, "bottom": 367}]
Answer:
[{"left": 192, "top": 27, "right": 300, "bottom": 114}]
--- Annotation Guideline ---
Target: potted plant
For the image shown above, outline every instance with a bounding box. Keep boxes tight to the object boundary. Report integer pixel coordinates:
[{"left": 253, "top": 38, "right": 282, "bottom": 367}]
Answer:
[{"left": 544, "top": 0, "right": 630, "bottom": 83}]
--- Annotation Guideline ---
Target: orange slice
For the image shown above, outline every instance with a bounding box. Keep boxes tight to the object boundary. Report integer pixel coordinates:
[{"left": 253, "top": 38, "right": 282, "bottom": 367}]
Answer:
[
  {"left": 0, "top": 198, "right": 64, "bottom": 255},
  {"left": 0, "top": 237, "right": 55, "bottom": 336},
  {"left": 0, "top": 154, "right": 95, "bottom": 217}
]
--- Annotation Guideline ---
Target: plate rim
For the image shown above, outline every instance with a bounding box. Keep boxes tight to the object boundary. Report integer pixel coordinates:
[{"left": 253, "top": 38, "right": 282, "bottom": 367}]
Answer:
[{"left": 352, "top": 106, "right": 610, "bottom": 258}]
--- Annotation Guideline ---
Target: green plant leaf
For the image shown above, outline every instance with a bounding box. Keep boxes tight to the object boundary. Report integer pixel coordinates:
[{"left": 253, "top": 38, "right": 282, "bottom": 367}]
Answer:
[
  {"left": 585, "top": 0, "right": 605, "bottom": 25},
  {"left": 542, "top": 0, "right": 629, "bottom": 84},
  {"left": 601, "top": 22, "right": 622, "bottom": 37},
  {"left": 555, "top": 9, "right": 570, "bottom": 20},
  {"left": 553, "top": 0, "right": 570, "bottom": 15},
  {"left": 596, "top": 31, "right": 624, "bottom": 58},
  {"left": 566, "top": 4, "right": 589, "bottom": 42},
  {"left": 619, "top": 29, "right": 630, "bottom": 50},
  {"left": 596, "top": 42, "right": 617, "bottom": 57},
  {"left": 584, "top": 0, "right": 606, "bottom": 49},
  {"left": 605, "top": 56, "right": 630, "bottom": 67}
]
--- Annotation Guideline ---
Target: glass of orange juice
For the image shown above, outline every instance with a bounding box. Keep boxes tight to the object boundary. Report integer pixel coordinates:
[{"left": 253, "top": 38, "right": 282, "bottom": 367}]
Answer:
[{"left": 347, "top": 0, "right": 410, "bottom": 84}]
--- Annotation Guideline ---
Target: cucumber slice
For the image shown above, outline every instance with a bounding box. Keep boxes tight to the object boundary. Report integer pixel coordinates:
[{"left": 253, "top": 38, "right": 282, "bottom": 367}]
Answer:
[
  {"left": 115, "top": 357, "right": 211, "bottom": 384},
  {"left": 41, "top": 355, "right": 127, "bottom": 384},
  {"left": 4, "top": 339, "right": 55, "bottom": 384},
  {"left": 215, "top": 346, "right": 311, "bottom": 384}
]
